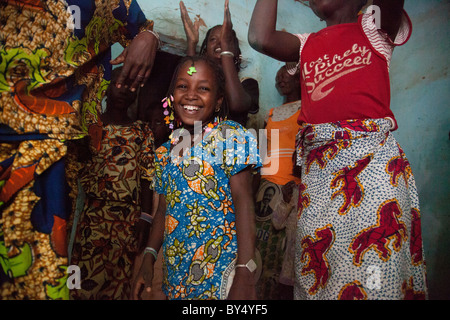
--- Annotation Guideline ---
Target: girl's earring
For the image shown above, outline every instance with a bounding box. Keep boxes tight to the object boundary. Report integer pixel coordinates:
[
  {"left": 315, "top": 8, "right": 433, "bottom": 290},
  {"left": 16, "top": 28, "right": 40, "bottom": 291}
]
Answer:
[
  {"left": 169, "top": 110, "right": 175, "bottom": 130},
  {"left": 214, "top": 104, "right": 222, "bottom": 123},
  {"left": 162, "top": 95, "right": 175, "bottom": 129}
]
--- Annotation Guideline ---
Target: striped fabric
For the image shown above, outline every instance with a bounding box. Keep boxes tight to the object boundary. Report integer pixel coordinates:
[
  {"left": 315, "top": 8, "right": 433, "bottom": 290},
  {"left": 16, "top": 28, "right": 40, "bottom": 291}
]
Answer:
[{"left": 360, "top": 10, "right": 412, "bottom": 69}]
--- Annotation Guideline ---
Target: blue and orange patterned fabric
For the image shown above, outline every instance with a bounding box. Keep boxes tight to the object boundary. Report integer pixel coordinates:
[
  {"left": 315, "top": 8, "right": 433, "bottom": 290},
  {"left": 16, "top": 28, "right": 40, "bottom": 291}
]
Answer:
[{"left": 153, "top": 120, "right": 261, "bottom": 300}]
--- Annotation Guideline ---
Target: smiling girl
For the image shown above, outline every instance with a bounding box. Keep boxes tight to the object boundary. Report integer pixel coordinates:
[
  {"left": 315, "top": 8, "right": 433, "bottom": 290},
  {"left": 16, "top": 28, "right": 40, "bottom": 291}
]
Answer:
[
  {"left": 132, "top": 56, "right": 261, "bottom": 300},
  {"left": 180, "top": 0, "right": 260, "bottom": 126}
]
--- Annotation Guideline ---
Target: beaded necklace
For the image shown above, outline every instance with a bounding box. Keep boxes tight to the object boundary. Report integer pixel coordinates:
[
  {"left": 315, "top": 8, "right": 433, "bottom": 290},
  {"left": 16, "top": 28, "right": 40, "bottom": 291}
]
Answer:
[{"left": 169, "top": 118, "right": 220, "bottom": 146}]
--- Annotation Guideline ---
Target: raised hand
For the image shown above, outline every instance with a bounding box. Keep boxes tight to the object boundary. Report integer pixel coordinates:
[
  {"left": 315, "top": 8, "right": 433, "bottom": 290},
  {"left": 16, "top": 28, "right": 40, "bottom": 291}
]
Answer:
[
  {"left": 220, "top": 0, "right": 236, "bottom": 53},
  {"left": 180, "top": 1, "right": 200, "bottom": 56}
]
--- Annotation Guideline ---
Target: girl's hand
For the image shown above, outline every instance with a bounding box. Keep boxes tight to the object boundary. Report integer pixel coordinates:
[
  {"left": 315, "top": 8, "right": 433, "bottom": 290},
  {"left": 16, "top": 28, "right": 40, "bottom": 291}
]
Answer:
[
  {"left": 131, "top": 254, "right": 155, "bottom": 300},
  {"left": 180, "top": 1, "right": 200, "bottom": 56},
  {"left": 180, "top": 1, "right": 200, "bottom": 46},
  {"left": 281, "top": 180, "right": 296, "bottom": 203},
  {"left": 227, "top": 268, "right": 257, "bottom": 300},
  {"left": 220, "top": 0, "right": 236, "bottom": 53},
  {"left": 110, "top": 30, "right": 158, "bottom": 92}
]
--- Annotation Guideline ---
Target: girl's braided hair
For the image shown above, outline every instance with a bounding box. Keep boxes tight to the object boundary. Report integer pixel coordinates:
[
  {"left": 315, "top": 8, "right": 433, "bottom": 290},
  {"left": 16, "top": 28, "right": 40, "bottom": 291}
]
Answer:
[
  {"left": 359, "top": 0, "right": 369, "bottom": 11},
  {"left": 166, "top": 55, "right": 229, "bottom": 120}
]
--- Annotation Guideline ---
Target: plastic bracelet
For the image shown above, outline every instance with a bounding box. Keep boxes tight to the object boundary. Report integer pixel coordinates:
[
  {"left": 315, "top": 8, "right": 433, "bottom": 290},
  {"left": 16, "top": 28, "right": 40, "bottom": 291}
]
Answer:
[
  {"left": 144, "top": 247, "right": 158, "bottom": 260},
  {"left": 139, "top": 212, "right": 153, "bottom": 224},
  {"left": 220, "top": 51, "right": 235, "bottom": 58}
]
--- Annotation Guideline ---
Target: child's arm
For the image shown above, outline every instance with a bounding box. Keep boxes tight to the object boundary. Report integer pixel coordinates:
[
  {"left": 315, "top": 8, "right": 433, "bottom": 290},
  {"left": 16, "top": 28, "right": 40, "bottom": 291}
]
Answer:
[
  {"left": 248, "top": 0, "right": 301, "bottom": 62},
  {"left": 227, "top": 167, "right": 257, "bottom": 300},
  {"left": 220, "top": 0, "right": 253, "bottom": 124},
  {"left": 136, "top": 130, "right": 156, "bottom": 251},
  {"left": 180, "top": 1, "right": 200, "bottom": 56},
  {"left": 272, "top": 181, "right": 296, "bottom": 230},
  {"left": 373, "top": 0, "right": 405, "bottom": 42},
  {"left": 131, "top": 193, "right": 166, "bottom": 300},
  {"left": 135, "top": 179, "right": 153, "bottom": 252}
]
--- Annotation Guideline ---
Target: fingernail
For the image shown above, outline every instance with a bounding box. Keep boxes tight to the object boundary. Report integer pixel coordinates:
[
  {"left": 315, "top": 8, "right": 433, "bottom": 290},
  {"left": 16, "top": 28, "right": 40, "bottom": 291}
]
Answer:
[{"left": 131, "top": 88, "right": 136, "bottom": 92}]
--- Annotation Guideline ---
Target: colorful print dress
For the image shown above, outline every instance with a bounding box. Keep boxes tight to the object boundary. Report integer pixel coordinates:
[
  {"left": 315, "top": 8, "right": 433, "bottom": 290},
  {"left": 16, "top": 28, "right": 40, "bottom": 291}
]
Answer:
[
  {"left": 295, "top": 119, "right": 427, "bottom": 299},
  {"left": 291, "top": 11, "right": 427, "bottom": 300},
  {"left": 153, "top": 120, "right": 261, "bottom": 300},
  {"left": 70, "top": 121, "right": 155, "bottom": 300},
  {"left": 0, "top": 0, "right": 154, "bottom": 300}
]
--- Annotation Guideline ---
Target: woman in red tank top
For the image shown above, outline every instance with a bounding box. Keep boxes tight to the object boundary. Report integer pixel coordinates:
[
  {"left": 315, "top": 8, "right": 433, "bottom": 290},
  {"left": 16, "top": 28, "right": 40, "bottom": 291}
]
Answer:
[{"left": 248, "top": 0, "right": 427, "bottom": 300}]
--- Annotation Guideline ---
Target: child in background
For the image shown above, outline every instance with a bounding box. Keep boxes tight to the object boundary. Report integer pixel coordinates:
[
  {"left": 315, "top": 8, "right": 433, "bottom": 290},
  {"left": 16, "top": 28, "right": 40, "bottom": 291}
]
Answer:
[
  {"left": 249, "top": 0, "right": 427, "bottom": 299},
  {"left": 180, "top": 0, "right": 259, "bottom": 126},
  {"left": 132, "top": 56, "right": 261, "bottom": 300},
  {"left": 255, "top": 65, "right": 302, "bottom": 300},
  {"left": 70, "top": 68, "right": 155, "bottom": 300},
  {"left": 261, "top": 65, "right": 302, "bottom": 186},
  {"left": 270, "top": 180, "right": 299, "bottom": 300}
]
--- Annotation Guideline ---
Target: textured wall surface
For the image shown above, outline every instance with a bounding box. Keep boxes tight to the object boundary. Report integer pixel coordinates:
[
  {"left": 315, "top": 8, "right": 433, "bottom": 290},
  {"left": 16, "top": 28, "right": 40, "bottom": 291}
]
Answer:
[{"left": 390, "top": 0, "right": 450, "bottom": 300}]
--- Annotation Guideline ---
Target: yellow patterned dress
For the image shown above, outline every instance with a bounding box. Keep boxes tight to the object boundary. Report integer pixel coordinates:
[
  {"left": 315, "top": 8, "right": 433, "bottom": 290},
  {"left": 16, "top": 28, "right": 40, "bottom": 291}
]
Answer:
[
  {"left": 70, "top": 121, "right": 155, "bottom": 300},
  {"left": 0, "top": 0, "right": 154, "bottom": 300}
]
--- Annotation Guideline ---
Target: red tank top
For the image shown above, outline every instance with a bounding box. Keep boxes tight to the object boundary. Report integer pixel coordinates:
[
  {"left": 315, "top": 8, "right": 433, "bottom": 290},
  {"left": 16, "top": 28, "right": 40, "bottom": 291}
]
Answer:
[{"left": 298, "top": 15, "right": 395, "bottom": 128}]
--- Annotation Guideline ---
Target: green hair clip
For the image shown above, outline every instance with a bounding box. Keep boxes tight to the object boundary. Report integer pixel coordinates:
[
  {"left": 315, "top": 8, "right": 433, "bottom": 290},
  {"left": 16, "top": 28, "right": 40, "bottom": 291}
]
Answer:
[{"left": 187, "top": 66, "right": 197, "bottom": 76}]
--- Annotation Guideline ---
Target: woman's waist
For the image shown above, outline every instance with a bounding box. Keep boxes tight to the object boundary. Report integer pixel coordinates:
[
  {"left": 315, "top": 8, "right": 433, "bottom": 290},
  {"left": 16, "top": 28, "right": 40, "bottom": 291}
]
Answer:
[
  {"left": 295, "top": 118, "right": 398, "bottom": 170},
  {"left": 83, "top": 185, "right": 139, "bottom": 203},
  {"left": 298, "top": 102, "right": 397, "bottom": 131},
  {"left": 298, "top": 118, "right": 395, "bottom": 145},
  {"left": 85, "top": 194, "right": 139, "bottom": 207}
]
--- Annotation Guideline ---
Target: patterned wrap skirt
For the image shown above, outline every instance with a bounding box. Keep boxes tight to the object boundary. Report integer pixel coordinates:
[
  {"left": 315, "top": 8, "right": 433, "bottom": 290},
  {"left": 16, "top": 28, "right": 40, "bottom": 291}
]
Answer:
[{"left": 294, "top": 118, "right": 428, "bottom": 300}]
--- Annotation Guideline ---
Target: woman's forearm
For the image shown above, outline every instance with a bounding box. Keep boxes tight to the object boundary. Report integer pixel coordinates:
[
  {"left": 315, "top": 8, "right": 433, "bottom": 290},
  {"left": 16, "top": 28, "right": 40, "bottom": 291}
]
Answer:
[
  {"left": 248, "top": 0, "right": 279, "bottom": 53},
  {"left": 248, "top": 0, "right": 301, "bottom": 62},
  {"left": 221, "top": 56, "right": 253, "bottom": 121}
]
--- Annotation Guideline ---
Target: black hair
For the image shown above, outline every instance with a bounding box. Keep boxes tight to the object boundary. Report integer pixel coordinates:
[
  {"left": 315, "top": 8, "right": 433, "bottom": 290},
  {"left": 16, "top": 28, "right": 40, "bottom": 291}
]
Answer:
[
  {"left": 166, "top": 55, "right": 229, "bottom": 121},
  {"left": 358, "top": 0, "right": 369, "bottom": 11},
  {"left": 199, "top": 25, "right": 242, "bottom": 72}
]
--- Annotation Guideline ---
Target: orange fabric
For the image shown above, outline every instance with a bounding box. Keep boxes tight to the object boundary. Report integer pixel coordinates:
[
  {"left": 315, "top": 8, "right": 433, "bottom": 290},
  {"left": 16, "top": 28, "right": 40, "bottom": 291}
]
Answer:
[{"left": 262, "top": 106, "right": 301, "bottom": 185}]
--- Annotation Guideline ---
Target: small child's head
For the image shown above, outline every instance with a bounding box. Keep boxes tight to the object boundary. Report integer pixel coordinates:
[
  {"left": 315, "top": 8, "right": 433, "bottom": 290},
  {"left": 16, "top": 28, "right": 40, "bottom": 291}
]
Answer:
[
  {"left": 275, "top": 65, "right": 300, "bottom": 98},
  {"left": 166, "top": 55, "right": 228, "bottom": 129},
  {"left": 199, "top": 25, "right": 242, "bottom": 71},
  {"left": 106, "top": 67, "right": 138, "bottom": 111}
]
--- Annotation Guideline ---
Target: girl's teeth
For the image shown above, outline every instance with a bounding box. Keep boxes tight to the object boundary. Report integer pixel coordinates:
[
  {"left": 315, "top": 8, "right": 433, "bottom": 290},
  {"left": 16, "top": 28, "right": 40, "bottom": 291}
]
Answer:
[{"left": 184, "top": 105, "right": 199, "bottom": 111}]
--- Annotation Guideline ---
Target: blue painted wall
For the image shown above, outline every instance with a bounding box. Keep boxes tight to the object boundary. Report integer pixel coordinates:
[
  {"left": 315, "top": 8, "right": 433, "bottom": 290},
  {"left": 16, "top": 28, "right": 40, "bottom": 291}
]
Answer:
[
  {"left": 118, "top": 0, "right": 449, "bottom": 299},
  {"left": 390, "top": 0, "right": 450, "bottom": 300}
]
